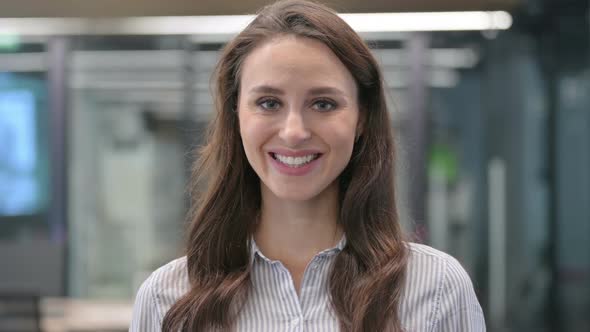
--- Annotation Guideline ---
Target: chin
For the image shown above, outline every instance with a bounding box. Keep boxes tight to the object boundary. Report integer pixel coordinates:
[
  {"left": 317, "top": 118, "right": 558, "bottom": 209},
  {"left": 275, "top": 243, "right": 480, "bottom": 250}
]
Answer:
[
  {"left": 275, "top": 190, "right": 320, "bottom": 202},
  {"left": 267, "top": 184, "right": 325, "bottom": 202}
]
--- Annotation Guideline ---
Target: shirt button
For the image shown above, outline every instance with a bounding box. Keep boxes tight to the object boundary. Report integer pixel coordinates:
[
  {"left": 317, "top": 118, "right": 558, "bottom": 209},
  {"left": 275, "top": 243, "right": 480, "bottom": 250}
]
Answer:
[{"left": 291, "top": 317, "right": 301, "bottom": 325}]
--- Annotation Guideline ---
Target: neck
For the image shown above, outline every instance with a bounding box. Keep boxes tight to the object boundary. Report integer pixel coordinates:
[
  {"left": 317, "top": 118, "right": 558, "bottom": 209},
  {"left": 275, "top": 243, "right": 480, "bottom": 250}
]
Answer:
[{"left": 254, "top": 182, "right": 343, "bottom": 266}]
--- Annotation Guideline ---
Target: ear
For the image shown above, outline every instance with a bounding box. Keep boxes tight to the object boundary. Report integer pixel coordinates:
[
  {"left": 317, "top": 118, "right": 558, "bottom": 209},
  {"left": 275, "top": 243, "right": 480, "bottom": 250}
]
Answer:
[{"left": 355, "top": 108, "right": 365, "bottom": 141}]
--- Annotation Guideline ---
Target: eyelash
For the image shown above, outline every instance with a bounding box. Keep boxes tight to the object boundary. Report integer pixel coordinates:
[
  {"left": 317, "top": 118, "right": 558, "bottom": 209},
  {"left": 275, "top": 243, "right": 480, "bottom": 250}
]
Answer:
[
  {"left": 256, "top": 98, "right": 338, "bottom": 112},
  {"left": 311, "top": 99, "right": 337, "bottom": 112},
  {"left": 257, "top": 98, "right": 281, "bottom": 111}
]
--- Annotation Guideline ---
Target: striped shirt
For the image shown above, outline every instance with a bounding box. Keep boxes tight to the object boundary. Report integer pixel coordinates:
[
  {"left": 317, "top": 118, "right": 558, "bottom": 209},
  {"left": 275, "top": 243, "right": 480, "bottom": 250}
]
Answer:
[{"left": 130, "top": 240, "right": 485, "bottom": 331}]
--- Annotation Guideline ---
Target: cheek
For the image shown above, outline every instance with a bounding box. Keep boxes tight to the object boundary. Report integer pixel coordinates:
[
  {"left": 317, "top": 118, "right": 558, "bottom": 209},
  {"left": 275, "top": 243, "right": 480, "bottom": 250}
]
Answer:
[
  {"left": 238, "top": 114, "right": 265, "bottom": 161},
  {"left": 238, "top": 120, "right": 253, "bottom": 153},
  {"left": 329, "top": 116, "right": 359, "bottom": 150},
  {"left": 334, "top": 122, "right": 359, "bottom": 165},
  {"left": 338, "top": 134, "right": 356, "bottom": 160}
]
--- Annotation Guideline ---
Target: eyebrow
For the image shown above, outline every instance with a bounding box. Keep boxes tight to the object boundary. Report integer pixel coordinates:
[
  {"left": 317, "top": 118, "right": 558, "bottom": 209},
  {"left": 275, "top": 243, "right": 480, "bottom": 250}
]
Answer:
[
  {"left": 249, "top": 85, "right": 285, "bottom": 95},
  {"left": 248, "top": 85, "right": 348, "bottom": 97}
]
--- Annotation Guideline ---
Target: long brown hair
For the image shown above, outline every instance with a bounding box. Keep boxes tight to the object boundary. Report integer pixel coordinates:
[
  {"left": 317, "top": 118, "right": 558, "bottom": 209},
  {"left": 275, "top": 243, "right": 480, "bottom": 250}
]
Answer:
[{"left": 162, "top": 1, "right": 408, "bottom": 331}]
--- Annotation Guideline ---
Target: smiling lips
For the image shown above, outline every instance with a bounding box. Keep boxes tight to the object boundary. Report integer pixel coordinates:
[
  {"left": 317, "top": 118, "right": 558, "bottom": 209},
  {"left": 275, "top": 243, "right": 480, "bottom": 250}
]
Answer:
[
  {"left": 268, "top": 151, "right": 323, "bottom": 176},
  {"left": 271, "top": 152, "right": 320, "bottom": 167}
]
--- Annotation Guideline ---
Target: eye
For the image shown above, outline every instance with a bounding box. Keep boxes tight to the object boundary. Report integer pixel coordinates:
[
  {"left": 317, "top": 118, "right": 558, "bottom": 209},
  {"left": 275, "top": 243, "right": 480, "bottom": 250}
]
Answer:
[
  {"left": 312, "top": 99, "right": 337, "bottom": 112},
  {"left": 257, "top": 98, "right": 281, "bottom": 111}
]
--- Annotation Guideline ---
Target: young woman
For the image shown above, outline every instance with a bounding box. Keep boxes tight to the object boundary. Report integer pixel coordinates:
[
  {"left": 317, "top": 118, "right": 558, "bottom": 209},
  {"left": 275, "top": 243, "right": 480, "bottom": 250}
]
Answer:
[{"left": 130, "top": 0, "right": 485, "bottom": 331}]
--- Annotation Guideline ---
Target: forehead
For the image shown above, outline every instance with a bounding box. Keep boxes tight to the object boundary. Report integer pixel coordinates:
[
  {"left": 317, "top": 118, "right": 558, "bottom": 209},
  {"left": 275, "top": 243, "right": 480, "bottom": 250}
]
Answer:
[{"left": 239, "top": 36, "right": 357, "bottom": 95}]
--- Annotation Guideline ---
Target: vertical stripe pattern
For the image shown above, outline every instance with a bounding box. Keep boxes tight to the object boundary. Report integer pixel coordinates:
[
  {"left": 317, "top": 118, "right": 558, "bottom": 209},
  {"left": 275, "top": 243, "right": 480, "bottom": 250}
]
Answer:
[{"left": 130, "top": 242, "right": 485, "bottom": 331}]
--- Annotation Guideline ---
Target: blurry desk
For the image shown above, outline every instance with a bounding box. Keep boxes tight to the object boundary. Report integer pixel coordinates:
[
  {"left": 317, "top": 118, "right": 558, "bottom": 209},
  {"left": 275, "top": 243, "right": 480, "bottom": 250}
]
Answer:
[{"left": 41, "top": 298, "right": 133, "bottom": 332}]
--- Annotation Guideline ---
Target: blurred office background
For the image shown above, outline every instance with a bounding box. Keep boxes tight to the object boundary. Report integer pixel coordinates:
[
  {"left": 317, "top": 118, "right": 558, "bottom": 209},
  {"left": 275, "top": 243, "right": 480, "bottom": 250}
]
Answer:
[{"left": 0, "top": 0, "right": 588, "bottom": 331}]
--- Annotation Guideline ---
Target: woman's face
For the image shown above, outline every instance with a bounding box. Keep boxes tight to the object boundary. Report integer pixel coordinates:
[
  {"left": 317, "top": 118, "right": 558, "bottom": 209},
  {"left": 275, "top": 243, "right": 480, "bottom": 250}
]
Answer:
[{"left": 237, "top": 36, "right": 360, "bottom": 202}]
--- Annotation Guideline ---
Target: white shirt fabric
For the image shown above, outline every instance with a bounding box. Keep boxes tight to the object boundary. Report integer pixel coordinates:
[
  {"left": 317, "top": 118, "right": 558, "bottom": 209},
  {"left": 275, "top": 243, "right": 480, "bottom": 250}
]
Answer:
[{"left": 130, "top": 240, "right": 485, "bottom": 331}]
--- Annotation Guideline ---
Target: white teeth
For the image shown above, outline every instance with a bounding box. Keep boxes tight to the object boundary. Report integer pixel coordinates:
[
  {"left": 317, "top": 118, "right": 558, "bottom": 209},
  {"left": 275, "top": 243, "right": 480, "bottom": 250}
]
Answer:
[{"left": 274, "top": 153, "right": 317, "bottom": 167}]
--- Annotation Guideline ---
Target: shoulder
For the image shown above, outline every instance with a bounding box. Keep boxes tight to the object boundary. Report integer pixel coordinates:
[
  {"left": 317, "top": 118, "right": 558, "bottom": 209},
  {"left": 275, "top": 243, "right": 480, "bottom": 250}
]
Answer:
[
  {"left": 403, "top": 242, "right": 473, "bottom": 302},
  {"left": 130, "top": 257, "right": 190, "bottom": 331},
  {"left": 404, "top": 242, "right": 482, "bottom": 307},
  {"left": 405, "top": 242, "right": 471, "bottom": 283},
  {"left": 401, "top": 243, "right": 486, "bottom": 331}
]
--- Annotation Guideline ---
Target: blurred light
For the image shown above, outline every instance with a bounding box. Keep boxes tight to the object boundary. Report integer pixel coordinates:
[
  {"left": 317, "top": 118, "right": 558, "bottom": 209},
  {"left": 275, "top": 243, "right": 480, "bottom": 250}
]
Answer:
[
  {"left": 115, "top": 16, "right": 255, "bottom": 35},
  {"left": 375, "top": 48, "right": 479, "bottom": 68},
  {"left": 0, "top": 90, "right": 39, "bottom": 216},
  {"left": 429, "top": 69, "right": 461, "bottom": 88},
  {"left": 488, "top": 158, "right": 507, "bottom": 325},
  {"left": 429, "top": 48, "right": 479, "bottom": 68},
  {"left": 0, "top": 34, "right": 20, "bottom": 51},
  {"left": 341, "top": 11, "right": 512, "bottom": 32},
  {"left": 382, "top": 68, "right": 460, "bottom": 88},
  {"left": 0, "top": 11, "right": 512, "bottom": 36}
]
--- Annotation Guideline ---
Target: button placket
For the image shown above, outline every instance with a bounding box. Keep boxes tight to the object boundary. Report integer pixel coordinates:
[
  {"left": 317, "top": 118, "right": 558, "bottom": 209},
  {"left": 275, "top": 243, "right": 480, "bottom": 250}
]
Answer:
[
  {"left": 300, "top": 255, "right": 330, "bottom": 326},
  {"left": 290, "top": 315, "right": 304, "bottom": 332},
  {"left": 268, "top": 259, "right": 302, "bottom": 327}
]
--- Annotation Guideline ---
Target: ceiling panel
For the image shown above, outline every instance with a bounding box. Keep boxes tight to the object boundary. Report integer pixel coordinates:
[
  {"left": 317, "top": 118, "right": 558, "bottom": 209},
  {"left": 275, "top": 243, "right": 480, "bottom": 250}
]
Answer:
[{"left": 1, "top": 0, "right": 521, "bottom": 18}]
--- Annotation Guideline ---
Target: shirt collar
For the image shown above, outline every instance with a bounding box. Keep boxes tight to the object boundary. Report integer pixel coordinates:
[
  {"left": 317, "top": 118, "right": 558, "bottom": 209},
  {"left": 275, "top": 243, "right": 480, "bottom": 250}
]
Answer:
[{"left": 250, "top": 235, "right": 347, "bottom": 265}]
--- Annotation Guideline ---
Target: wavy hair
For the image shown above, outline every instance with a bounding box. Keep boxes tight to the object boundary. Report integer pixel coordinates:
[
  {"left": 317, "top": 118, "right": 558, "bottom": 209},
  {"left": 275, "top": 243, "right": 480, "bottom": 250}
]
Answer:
[{"left": 162, "top": 1, "right": 408, "bottom": 331}]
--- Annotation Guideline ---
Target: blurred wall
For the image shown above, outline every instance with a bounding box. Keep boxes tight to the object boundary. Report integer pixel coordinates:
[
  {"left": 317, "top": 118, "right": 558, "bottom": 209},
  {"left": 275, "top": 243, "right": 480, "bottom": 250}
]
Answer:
[{"left": 0, "top": 0, "right": 519, "bottom": 17}]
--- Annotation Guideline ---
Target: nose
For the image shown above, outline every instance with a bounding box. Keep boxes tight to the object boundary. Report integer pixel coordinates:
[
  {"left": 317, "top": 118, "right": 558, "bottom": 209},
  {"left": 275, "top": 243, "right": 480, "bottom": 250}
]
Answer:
[{"left": 278, "top": 109, "right": 311, "bottom": 146}]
